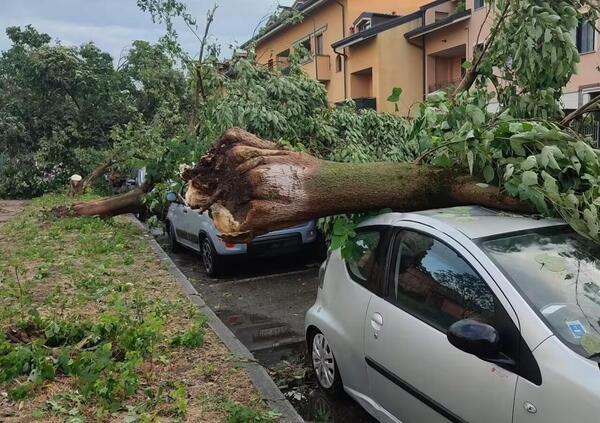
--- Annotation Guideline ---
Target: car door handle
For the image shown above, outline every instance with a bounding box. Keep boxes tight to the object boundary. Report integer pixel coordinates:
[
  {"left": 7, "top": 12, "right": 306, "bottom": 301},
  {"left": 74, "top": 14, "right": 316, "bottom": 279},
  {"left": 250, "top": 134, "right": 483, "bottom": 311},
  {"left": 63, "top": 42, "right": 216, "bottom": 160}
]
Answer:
[{"left": 371, "top": 313, "right": 384, "bottom": 336}]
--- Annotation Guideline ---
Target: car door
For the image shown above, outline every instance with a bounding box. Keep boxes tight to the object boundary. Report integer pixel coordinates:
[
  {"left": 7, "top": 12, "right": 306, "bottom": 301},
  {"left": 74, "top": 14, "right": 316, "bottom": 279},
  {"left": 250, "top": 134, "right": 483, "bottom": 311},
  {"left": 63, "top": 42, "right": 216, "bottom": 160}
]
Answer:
[
  {"left": 364, "top": 226, "right": 520, "bottom": 423},
  {"left": 317, "top": 227, "right": 389, "bottom": 398},
  {"left": 174, "top": 184, "right": 198, "bottom": 249}
]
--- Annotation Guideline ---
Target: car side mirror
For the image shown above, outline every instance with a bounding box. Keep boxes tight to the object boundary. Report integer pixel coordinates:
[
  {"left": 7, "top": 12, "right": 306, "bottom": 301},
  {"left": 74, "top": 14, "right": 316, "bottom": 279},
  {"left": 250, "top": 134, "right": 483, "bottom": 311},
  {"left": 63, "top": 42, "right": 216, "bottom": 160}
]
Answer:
[
  {"left": 166, "top": 191, "right": 179, "bottom": 203},
  {"left": 447, "top": 319, "right": 500, "bottom": 360}
]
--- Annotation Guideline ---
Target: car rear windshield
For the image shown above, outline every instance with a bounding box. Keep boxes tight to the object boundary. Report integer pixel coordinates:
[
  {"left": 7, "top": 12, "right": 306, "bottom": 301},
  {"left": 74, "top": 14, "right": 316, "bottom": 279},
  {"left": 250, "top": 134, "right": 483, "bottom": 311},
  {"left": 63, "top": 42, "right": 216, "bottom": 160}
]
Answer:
[{"left": 480, "top": 227, "right": 600, "bottom": 360}]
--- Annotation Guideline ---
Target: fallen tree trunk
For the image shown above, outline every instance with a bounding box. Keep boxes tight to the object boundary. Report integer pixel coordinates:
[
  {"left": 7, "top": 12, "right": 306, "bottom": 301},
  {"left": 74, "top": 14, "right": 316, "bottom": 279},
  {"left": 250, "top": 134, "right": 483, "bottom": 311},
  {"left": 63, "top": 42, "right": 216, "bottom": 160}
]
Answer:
[
  {"left": 182, "top": 128, "right": 528, "bottom": 242},
  {"left": 54, "top": 183, "right": 150, "bottom": 218}
]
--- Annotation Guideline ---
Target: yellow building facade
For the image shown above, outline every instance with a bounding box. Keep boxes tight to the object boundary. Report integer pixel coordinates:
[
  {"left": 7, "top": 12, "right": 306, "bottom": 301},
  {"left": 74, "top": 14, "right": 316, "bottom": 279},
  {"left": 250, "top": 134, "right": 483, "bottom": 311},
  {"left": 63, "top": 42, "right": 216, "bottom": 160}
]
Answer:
[{"left": 246, "top": 0, "right": 600, "bottom": 118}]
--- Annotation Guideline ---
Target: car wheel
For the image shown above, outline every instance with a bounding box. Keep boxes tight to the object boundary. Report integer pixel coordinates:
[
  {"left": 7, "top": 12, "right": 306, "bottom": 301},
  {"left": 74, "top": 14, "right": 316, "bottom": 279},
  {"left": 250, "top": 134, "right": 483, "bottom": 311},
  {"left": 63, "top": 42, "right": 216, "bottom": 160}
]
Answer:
[
  {"left": 310, "top": 331, "right": 343, "bottom": 395},
  {"left": 200, "top": 236, "right": 224, "bottom": 277},
  {"left": 167, "top": 222, "right": 182, "bottom": 253}
]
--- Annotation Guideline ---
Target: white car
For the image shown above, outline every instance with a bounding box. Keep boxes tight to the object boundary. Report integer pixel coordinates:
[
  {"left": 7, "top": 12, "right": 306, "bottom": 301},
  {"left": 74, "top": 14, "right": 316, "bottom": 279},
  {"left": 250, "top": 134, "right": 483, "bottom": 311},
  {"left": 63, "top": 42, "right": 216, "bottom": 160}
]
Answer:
[
  {"left": 306, "top": 206, "right": 600, "bottom": 423},
  {"left": 165, "top": 188, "right": 317, "bottom": 277}
]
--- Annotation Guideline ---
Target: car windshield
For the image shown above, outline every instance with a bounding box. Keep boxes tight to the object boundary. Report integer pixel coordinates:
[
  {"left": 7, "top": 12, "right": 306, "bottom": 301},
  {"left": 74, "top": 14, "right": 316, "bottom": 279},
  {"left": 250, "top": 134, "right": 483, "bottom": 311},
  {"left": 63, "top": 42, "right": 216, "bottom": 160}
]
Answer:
[{"left": 480, "top": 227, "right": 600, "bottom": 360}]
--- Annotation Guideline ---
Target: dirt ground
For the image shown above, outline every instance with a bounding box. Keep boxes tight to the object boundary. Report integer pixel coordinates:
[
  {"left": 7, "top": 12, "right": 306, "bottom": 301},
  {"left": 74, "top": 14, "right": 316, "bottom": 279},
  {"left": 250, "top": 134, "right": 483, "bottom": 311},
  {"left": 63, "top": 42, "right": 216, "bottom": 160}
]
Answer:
[{"left": 0, "top": 201, "right": 29, "bottom": 224}]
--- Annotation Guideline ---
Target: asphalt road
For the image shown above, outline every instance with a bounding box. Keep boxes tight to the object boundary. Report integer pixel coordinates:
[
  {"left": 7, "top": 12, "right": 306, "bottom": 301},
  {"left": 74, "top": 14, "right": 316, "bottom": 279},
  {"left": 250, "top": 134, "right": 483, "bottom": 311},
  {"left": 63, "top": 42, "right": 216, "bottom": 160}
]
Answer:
[{"left": 167, "top": 246, "right": 320, "bottom": 354}]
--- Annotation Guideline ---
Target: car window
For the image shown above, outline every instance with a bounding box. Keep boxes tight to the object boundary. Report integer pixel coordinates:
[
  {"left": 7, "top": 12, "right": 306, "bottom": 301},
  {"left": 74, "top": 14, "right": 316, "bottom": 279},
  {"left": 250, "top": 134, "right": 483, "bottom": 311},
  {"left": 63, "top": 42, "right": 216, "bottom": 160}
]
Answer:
[
  {"left": 346, "top": 230, "right": 381, "bottom": 286},
  {"left": 388, "top": 230, "right": 496, "bottom": 332}
]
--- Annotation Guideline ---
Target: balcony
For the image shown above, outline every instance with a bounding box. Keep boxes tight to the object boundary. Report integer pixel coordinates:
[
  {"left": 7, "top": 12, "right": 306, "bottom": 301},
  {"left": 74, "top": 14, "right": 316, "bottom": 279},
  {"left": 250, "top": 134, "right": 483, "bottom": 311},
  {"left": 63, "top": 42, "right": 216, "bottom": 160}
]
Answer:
[
  {"left": 428, "top": 77, "right": 462, "bottom": 93},
  {"left": 301, "top": 54, "right": 331, "bottom": 82},
  {"left": 354, "top": 97, "right": 377, "bottom": 111}
]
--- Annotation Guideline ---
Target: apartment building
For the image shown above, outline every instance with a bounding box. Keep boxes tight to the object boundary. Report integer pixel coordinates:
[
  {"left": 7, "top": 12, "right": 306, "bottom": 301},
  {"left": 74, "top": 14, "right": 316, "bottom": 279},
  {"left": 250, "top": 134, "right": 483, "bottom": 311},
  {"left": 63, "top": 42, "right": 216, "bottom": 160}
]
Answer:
[
  {"left": 245, "top": 0, "right": 600, "bottom": 118},
  {"left": 407, "top": 0, "right": 600, "bottom": 112},
  {"left": 245, "top": 0, "right": 432, "bottom": 115}
]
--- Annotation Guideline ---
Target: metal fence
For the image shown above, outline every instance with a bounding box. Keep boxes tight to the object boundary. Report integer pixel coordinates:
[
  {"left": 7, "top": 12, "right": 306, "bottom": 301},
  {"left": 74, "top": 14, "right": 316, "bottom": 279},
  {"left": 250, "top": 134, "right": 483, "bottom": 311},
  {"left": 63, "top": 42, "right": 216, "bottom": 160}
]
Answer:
[{"left": 572, "top": 121, "right": 600, "bottom": 147}]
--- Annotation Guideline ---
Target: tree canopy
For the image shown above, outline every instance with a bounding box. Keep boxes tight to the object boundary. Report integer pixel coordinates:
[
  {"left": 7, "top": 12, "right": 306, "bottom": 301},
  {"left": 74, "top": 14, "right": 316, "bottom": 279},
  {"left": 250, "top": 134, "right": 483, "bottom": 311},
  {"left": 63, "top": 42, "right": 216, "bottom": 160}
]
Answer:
[
  {"left": 0, "top": 25, "right": 189, "bottom": 198},
  {"left": 3, "top": 0, "right": 600, "bottom": 247}
]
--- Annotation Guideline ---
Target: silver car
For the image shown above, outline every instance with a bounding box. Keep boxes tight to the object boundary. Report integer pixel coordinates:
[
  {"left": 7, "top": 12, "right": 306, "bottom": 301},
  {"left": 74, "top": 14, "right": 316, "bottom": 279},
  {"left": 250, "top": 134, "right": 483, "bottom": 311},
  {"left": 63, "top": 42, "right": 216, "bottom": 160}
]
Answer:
[
  {"left": 165, "top": 188, "right": 317, "bottom": 277},
  {"left": 305, "top": 206, "right": 600, "bottom": 423}
]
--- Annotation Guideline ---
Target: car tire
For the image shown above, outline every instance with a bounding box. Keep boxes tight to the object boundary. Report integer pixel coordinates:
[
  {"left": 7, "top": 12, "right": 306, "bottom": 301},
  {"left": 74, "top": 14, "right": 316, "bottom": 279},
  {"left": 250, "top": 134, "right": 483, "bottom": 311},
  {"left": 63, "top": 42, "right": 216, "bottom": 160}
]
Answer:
[
  {"left": 167, "top": 222, "right": 183, "bottom": 253},
  {"left": 309, "top": 330, "right": 343, "bottom": 395},
  {"left": 200, "top": 235, "right": 225, "bottom": 278}
]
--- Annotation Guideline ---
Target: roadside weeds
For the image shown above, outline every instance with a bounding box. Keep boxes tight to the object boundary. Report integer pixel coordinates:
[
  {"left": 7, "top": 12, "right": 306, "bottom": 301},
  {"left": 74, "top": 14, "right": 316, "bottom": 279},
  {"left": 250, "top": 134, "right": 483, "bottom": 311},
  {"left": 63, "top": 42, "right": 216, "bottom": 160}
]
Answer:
[{"left": 0, "top": 194, "right": 278, "bottom": 422}]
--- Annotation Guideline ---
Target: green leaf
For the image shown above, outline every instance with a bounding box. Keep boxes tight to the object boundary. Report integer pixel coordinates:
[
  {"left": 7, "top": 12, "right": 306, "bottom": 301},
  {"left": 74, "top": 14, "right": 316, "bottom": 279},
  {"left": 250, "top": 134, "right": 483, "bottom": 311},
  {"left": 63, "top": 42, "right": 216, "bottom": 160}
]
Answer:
[
  {"left": 483, "top": 165, "right": 495, "bottom": 183},
  {"left": 541, "top": 171, "right": 559, "bottom": 195},
  {"left": 387, "top": 87, "right": 402, "bottom": 103},
  {"left": 432, "top": 153, "right": 453, "bottom": 168},
  {"left": 510, "top": 138, "right": 526, "bottom": 156},
  {"left": 466, "top": 104, "right": 485, "bottom": 126},
  {"left": 522, "top": 170, "right": 539, "bottom": 186},
  {"left": 520, "top": 156, "right": 537, "bottom": 171},
  {"left": 535, "top": 254, "right": 566, "bottom": 272},
  {"left": 509, "top": 122, "right": 523, "bottom": 133},
  {"left": 540, "top": 146, "right": 561, "bottom": 170},
  {"left": 467, "top": 151, "right": 474, "bottom": 175},
  {"left": 503, "top": 164, "right": 515, "bottom": 181}
]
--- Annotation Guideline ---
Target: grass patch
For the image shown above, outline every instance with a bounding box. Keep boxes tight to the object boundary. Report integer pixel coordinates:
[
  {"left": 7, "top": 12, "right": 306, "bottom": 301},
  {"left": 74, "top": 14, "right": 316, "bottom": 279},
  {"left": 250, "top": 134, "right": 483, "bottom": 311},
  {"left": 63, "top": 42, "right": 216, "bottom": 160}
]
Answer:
[{"left": 0, "top": 195, "right": 269, "bottom": 422}]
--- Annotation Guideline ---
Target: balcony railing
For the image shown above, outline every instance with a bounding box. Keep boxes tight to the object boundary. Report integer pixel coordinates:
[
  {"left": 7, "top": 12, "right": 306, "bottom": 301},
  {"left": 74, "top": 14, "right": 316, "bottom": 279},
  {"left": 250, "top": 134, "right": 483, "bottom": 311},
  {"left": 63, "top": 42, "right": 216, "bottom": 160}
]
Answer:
[
  {"left": 428, "top": 78, "right": 462, "bottom": 93},
  {"left": 334, "top": 97, "right": 377, "bottom": 111},
  {"left": 573, "top": 120, "right": 600, "bottom": 147},
  {"left": 301, "top": 54, "right": 331, "bottom": 81},
  {"left": 354, "top": 97, "right": 377, "bottom": 111}
]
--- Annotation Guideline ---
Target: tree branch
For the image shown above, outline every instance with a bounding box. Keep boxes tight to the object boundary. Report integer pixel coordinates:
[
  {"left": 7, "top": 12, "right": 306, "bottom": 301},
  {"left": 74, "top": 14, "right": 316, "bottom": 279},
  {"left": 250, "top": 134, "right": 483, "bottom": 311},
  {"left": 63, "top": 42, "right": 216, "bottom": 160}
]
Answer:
[
  {"left": 189, "top": 4, "right": 217, "bottom": 134},
  {"left": 453, "top": 1, "right": 511, "bottom": 96},
  {"left": 561, "top": 95, "right": 600, "bottom": 126}
]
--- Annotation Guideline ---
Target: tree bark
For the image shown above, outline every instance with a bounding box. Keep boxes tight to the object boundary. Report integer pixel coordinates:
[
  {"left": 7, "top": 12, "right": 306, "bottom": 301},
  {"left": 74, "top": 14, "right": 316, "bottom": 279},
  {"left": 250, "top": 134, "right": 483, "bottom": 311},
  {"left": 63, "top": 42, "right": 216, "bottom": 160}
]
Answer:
[
  {"left": 55, "top": 183, "right": 150, "bottom": 217},
  {"left": 68, "top": 159, "right": 114, "bottom": 196},
  {"left": 182, "top": 128, "right": 528, "bottom": 242},
  {"left": 561, "top": 94, "right": 600, "bottom": 126}
]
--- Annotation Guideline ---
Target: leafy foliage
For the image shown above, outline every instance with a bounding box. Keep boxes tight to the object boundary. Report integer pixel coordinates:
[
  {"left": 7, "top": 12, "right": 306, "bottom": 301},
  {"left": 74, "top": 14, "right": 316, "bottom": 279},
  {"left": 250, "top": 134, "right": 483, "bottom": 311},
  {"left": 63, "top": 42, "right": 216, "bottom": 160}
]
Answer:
[
  {"left": 0, "top": 26, "right": 189, "bottom": 198},
  {"left": 482, "top": 0, "right": 583, "bottom": 118},
  {"left": 225, "top": 402, "right": 281, "bottom": 423}
]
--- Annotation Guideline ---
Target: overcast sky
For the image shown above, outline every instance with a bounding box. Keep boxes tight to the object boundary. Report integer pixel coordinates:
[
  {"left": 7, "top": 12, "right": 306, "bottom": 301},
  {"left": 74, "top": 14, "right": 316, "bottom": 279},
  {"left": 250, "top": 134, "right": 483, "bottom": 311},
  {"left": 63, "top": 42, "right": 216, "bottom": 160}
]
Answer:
[{"left": 0, "top": 0, "right": 294, "bottom": 60}]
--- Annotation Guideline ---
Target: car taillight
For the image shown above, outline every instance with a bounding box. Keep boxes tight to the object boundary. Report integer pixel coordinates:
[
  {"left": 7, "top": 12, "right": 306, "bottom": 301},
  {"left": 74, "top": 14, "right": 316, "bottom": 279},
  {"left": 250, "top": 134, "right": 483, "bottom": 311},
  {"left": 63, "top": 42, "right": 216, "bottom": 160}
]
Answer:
[{"left": 224, "top": 242, "right": 235, "bottom": 248}]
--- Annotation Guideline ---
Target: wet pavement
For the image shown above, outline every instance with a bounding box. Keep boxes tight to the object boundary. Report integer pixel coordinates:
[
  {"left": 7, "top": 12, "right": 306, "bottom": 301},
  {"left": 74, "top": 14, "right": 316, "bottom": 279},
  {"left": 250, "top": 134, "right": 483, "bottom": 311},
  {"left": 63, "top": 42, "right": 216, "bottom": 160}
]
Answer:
[{"left": 156, "top": 232, "right": 376, "bottom": 422}]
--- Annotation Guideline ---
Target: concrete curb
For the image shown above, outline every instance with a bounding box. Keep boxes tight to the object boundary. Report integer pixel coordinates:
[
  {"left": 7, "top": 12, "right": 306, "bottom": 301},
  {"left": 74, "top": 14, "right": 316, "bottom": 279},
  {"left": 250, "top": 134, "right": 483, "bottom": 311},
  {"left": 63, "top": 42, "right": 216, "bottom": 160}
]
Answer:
[{"left": 127, "top": 216, "right": 304, "bottom": 423}]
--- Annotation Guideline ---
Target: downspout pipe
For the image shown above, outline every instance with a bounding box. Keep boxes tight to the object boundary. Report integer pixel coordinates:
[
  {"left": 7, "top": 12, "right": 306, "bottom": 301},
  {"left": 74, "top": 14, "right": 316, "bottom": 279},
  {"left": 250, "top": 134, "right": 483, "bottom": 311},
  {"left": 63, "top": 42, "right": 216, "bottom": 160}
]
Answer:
[
  {"left": 422, "top": 12, "right": 426, "bottom": 101},
  {"left": 334, "top": 0, "right": 348, "bottom": 100},
  {"left": 406, "top": 11, "right": 427, "bottom": 101}
]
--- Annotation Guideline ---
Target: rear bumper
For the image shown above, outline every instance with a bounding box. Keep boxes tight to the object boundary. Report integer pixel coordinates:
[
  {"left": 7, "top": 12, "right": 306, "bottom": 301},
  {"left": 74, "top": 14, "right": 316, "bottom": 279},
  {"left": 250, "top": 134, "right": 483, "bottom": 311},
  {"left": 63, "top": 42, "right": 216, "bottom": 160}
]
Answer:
[{"left": 213, "top": 223, "right": 317, "bottom": 256}]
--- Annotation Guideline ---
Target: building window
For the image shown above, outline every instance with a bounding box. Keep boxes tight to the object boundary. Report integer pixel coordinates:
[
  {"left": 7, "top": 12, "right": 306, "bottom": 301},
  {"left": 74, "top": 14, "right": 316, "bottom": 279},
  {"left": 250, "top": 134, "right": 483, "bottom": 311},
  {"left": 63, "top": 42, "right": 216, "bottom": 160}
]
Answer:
[
  {"left": 299, "top": 36, "right": 311, "bottom": 53},
  {"left": 474, "top": 0, "right": 485, "bottom": 9},
  {"left": 435, "top": 11, "right": 449, "bottom": 22},
  {"left": 335, "top": 55, "right": 343, "bottom": 73},
  {"left": 315, "top": 33, "right": 324, "bottom": 55},
  {"left": 576, "top": 21, "right": 596, "bottom": 54}
]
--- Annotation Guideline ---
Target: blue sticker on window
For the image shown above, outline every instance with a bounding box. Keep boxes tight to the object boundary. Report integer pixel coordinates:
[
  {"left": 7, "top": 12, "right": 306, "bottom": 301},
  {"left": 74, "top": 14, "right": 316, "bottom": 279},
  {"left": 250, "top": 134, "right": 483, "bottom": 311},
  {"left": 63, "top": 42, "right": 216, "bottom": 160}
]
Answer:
[{"left": 567, "top": 320, "right": 586, "bottom": 338}]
